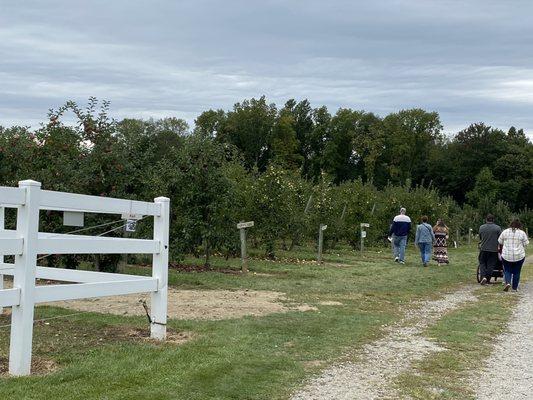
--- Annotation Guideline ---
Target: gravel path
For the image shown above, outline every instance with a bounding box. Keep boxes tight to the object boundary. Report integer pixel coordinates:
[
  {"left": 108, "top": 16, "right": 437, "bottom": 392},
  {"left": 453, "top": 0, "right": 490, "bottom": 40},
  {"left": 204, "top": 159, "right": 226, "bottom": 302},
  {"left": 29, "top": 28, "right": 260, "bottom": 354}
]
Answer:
[
  {"left": 291, "top": 287, "right": 477, "bottom": 400},
  {"left": 474, "top": 280, "right": 533, "bottom": 400}
]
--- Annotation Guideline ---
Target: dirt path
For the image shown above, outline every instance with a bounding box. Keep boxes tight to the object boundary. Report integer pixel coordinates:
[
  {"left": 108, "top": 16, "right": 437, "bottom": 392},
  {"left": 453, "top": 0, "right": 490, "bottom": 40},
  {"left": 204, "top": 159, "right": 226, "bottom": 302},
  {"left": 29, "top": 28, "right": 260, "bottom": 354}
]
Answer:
[
  {"left": 291, "top": 286, "right": 478, "bottom": 400},
  {"left": 43, "top": 288, "right": 316, "bottom": 321},
  {"left": 473, "top": 279, "right": 533, "bottom": 399}
]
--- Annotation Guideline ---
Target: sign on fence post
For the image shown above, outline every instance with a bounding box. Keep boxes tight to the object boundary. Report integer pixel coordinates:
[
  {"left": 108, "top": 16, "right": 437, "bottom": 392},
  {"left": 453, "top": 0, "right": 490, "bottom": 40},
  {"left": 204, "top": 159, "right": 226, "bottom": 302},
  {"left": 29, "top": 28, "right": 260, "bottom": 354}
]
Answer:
[
  {"left": 237, "top": 221, "right": 254, "bottom": 273},
  {"left": 9, "top": 180, "right": 41, "bottom": 376},
  {"left": 0, "top": 206, "right": 4, "bottom": 314},
  {"left": 360, "top": 223, "right": 370, "bottom": 253},
  {"left": 317, "top": 224, "right": 327, "bottom": 264}
]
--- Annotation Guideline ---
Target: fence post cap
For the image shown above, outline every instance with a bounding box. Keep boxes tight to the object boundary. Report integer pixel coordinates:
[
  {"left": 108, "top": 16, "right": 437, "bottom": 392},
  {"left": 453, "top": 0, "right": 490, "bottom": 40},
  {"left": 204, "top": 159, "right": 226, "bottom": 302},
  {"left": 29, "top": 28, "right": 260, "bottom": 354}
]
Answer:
[
  {"left": 18, "top": 180, "right": 41, "bottom": 187},
  {"left": 154, "top": 196, "right": 170, "bottom": 203}
]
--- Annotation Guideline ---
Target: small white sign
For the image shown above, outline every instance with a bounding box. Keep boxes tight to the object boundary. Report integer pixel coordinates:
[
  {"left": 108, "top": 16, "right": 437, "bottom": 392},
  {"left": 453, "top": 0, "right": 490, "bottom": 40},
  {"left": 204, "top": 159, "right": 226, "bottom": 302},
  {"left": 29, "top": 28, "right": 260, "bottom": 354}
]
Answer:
[
  {"left": 125, "top": 219, "right": 137, "bottom": 232},
  {"left": 237, "top": 221, "right": 254, "bottom": 229},
  {"left": 121, "top": 213, "right": 143, "bottom": 221},
  {"left": 64, "top": 211, "right": 84, "bottom": 227},
  {"left": 361, "top": 231, "right": 367, "bottom": 238},
  {"left": 321, "top": 224, "right": 328, "bottom": 231}
]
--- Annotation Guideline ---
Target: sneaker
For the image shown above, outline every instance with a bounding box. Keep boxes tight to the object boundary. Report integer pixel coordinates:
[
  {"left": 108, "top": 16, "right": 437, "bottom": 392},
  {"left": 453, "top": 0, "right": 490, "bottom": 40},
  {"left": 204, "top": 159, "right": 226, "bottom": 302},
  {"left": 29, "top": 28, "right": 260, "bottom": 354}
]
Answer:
[
  {"left": 512, "top": 288, "right": 518, "bottom": 292},
  {"left": 423, "top": 263, "right": 428, "bottom": 267},
  {"left": 503, "top": 283, "right": 511, "bottom": 292},
  {"left": 399, "top": 260, "right": 405, "bottom": 265},
  {"left": 394, "top": 257, "right": 399, "bottom": 263},
  {"left": 480, "top": 278, "right": 487, "bottom": 286}
]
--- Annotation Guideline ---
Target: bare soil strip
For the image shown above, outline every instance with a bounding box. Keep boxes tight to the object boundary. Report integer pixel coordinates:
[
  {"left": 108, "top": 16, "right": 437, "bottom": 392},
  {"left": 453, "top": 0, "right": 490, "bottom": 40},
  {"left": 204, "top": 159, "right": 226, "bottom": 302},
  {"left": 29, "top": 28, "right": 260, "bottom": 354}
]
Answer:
[
  {"left": 473, "top": 281, "right": 533, "bottom": 400},
  {"left": 291, "top": 287, "right": 477, "bottom": 400},
  {"left": 44, "top": 289, "right": 317, "bottom": 320}
]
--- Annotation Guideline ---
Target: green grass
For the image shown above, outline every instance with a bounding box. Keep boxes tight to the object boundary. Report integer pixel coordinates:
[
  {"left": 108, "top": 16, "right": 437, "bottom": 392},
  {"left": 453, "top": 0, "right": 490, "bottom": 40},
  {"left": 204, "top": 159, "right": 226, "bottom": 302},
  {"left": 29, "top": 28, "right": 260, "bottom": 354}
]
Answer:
[{"left": 0, "top": 245, "right": 510, "bottom": 399}]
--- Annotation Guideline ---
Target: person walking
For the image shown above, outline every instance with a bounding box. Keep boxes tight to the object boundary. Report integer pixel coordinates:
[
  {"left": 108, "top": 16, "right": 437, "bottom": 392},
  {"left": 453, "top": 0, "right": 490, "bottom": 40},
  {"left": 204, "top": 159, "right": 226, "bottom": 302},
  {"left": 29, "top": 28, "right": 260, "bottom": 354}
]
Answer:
[
  {"left": 433, "top": 219, "right": 450, "bottom": 265},
  {"left": 415, "top": 216, "right": 435, "bottom": 267},
  {"left": 499, "top": 219, "right": 529, "bottom": 292},
  {"left": 478, "top": 214, "right": 502, "bottom": 285},
  {"left": 389, "top": 207, "right": 411, "bottom": 264}
]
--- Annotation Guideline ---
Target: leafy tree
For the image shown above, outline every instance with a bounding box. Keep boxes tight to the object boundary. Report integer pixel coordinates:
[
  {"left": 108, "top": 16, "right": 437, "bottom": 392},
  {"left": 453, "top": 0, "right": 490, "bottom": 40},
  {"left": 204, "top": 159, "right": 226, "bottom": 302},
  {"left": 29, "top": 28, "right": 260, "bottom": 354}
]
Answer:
[
  {"left": 218, "top": 96, "right": 277, "bottom": 171},
  {"left": 322, "top": 109, "right": 382, "bottom": 183},
  {"left": 270, "top": 109, "right": 303, "bottom": 168},
  {"left": 466, "top": 167, "right": 500, "bottom": 207},
  {"left": 379, "top": 109, "right": 442, "bottom": 185},
  {"left": 194, "top": 109, "right": 226, "bottom": 138},
  {"left": 429, "top": 123, "right": 507, "bottom": 203},
  {"left": 281, "top": 99, "right": 315, "bottom": 172},
  {"left": 157, "top": 134, "right": 239, "bottom": 265},
  {"left": 0, "top": 126, "right": 38, "bottom": 186},
  {"left": 304, "top": 106, "right": 331, "bottom": 180}
]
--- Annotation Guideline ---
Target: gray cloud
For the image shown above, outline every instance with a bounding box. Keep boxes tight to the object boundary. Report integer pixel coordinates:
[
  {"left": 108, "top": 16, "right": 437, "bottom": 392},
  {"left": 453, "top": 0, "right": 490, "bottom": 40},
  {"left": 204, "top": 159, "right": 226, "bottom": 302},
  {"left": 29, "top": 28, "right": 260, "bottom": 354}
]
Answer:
[{"left": 1, "top": 0, "right": 532, "bottom": 136}]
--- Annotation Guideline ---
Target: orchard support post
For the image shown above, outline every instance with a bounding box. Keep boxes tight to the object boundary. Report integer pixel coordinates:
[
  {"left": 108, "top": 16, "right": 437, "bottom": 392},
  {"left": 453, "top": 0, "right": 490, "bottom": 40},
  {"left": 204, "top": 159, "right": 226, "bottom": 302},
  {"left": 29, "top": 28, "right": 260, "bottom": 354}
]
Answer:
[
  {"left": 360, "top": 223, "right": 370, "bottom": 253},
  {"left": 240, "top": 228, "right": 247, "bottom": 273},
  {"left": 468, "top": 228, "right": 472, "bottom": 246},
  {"left": 317, "top": 224, "right": 327, "bottom": 264},
  {"left": 150, "top": 196, "right": 170, "bottom": 341},
  {"left": 237, "top": 221, "right": 254, "bottom": 273},
  {"left": 9, "top": 180, "right": 41, "bottom": 376}
]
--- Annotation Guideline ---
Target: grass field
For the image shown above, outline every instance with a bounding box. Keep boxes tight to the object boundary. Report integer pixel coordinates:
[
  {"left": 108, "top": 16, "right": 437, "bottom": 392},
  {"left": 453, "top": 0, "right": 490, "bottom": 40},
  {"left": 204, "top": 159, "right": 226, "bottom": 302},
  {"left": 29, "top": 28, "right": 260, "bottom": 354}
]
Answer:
[{"left": 0, "top": 244, "right": 528, "bottom": 399}]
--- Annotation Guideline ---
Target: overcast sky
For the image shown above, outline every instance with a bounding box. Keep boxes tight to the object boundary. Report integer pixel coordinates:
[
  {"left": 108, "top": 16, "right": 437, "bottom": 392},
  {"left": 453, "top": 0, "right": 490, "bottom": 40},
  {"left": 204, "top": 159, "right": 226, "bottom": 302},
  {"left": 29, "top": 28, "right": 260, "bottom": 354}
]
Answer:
[{"left": 1, "top": 0, "right": 532, "bottom": 136}]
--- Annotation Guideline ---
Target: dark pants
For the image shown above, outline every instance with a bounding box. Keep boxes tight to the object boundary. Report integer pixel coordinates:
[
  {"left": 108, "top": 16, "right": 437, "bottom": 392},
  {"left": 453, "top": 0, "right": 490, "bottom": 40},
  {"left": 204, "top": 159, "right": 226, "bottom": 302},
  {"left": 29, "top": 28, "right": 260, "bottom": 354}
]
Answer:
[
  {"left": 502, "top": 258, "right": 525, "bottom": 290},
  {"left": 478, "top": 251, "right": 499, "bottom": 281}
]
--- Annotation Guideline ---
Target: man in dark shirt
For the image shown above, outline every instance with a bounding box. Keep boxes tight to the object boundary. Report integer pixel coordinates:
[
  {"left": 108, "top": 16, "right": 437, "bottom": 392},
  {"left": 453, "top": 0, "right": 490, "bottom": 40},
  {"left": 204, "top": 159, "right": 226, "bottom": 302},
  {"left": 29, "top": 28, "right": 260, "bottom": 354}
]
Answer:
[
  {"left": 478, "top": 214, "right": 502, "bottom": 285},
  {"left": 388, "top": 207, "right": 411, "bottom": 264}
]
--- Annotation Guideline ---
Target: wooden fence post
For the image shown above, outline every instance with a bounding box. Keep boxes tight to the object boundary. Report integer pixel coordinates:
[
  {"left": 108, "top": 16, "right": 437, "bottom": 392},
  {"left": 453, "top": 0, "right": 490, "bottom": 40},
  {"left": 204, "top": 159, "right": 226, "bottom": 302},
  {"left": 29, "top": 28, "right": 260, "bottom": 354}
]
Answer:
[
  {"left": 9, "top": 180, "right": 41, "bottom": 376},
  {"left": 150, "top": 196, "right": 170, "bottom": 341},
  {"left": 236, "top": 221, "right": 254, "bottom": 273},
  {"left": 240, "top": 227, "right": 248, "bottom": 273}
]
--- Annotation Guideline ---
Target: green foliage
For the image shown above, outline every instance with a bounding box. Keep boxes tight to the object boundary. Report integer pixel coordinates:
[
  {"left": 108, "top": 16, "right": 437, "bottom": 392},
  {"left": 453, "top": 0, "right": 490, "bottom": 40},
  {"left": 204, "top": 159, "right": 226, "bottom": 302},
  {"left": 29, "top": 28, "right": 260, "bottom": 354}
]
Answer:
[
  {"left": 217, "top": 96, "right": 277, "bottom": 171},
  {"left": 1, "top": 97, "right": 531, "bottom": 264},
  {"left": 466, "top": 167, "right": 500, "bottom": 206}
]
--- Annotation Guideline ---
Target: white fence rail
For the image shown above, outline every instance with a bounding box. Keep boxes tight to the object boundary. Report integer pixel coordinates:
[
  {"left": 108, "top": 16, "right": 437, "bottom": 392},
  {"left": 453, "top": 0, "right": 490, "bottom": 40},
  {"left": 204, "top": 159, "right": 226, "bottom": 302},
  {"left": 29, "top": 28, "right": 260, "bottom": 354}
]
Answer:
[{"left": 0, "top": 180, "right": 170, "bottom": 376}]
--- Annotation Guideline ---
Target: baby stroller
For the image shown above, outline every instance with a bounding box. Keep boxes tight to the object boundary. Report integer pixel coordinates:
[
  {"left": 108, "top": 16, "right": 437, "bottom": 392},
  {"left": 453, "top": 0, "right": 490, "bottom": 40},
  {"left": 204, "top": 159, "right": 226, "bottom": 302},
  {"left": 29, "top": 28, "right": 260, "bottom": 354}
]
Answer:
[{"left": 476, "top": 257, "right": 504, "bottom": 283}]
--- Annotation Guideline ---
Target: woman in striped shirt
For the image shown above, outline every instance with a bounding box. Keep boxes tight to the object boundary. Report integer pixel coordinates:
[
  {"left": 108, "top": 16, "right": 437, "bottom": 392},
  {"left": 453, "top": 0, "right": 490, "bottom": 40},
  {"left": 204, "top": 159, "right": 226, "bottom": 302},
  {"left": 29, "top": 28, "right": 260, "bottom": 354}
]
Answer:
[{"left": 498, "top": 219, "right": 529, "bottom": 292}]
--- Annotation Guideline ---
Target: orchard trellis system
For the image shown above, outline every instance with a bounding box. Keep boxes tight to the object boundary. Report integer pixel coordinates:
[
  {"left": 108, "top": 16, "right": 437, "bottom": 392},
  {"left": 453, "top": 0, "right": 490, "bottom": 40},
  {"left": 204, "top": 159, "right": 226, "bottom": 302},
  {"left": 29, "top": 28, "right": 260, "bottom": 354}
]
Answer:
[{"left": 0, "top": 180, "right": 170, "bottom": 376}]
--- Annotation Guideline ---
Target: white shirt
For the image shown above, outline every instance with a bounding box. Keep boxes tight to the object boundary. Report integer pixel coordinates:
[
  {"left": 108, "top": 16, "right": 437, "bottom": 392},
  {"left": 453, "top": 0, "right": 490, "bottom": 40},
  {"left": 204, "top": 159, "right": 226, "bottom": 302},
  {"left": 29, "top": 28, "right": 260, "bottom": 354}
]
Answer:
[{"left": 498, "top": 228, "right": 529, "bottom": 262}]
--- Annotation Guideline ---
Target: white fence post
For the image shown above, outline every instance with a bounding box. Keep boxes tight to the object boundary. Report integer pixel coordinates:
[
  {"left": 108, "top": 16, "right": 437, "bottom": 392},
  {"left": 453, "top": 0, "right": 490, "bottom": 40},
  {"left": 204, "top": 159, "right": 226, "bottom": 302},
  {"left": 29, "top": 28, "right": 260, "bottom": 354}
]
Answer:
[
  {"left": 0, "top": 206, "right": 5, "bottom": 314},
  {"left": 9, "top": 180, "right": 41, "bottom": 376},
  {"left": 150, "top": 196, "right": 170, "bottom": 340}
]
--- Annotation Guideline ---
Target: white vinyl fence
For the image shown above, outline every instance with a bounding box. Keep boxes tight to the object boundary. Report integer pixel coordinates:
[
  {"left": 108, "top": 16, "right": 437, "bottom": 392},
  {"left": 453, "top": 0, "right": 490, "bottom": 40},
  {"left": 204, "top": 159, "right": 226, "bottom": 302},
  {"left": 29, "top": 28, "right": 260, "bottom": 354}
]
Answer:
[{"left": 0, "top": 180, "right": 170, "bottom": 376}]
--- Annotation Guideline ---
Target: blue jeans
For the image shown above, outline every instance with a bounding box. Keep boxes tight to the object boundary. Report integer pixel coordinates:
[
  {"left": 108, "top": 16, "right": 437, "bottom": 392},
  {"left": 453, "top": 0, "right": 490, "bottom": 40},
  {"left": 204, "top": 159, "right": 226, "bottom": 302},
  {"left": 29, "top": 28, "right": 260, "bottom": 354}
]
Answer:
[
  {"left": 392, "top": 235, "right": 407, "bottom": 262},
  {"left": 503, "top": 258, "right": 525, "bottom": 290},
  {"left": 417, "top": 242, "right": 432, "bottom": 264}
]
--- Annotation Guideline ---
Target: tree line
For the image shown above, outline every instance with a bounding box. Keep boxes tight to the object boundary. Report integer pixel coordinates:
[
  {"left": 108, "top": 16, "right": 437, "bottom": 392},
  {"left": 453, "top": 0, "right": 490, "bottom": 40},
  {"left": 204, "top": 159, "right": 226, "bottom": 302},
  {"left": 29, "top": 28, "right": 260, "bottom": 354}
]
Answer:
[{"left": 0, "top": 97, "right": 531, "bottom": 267}]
